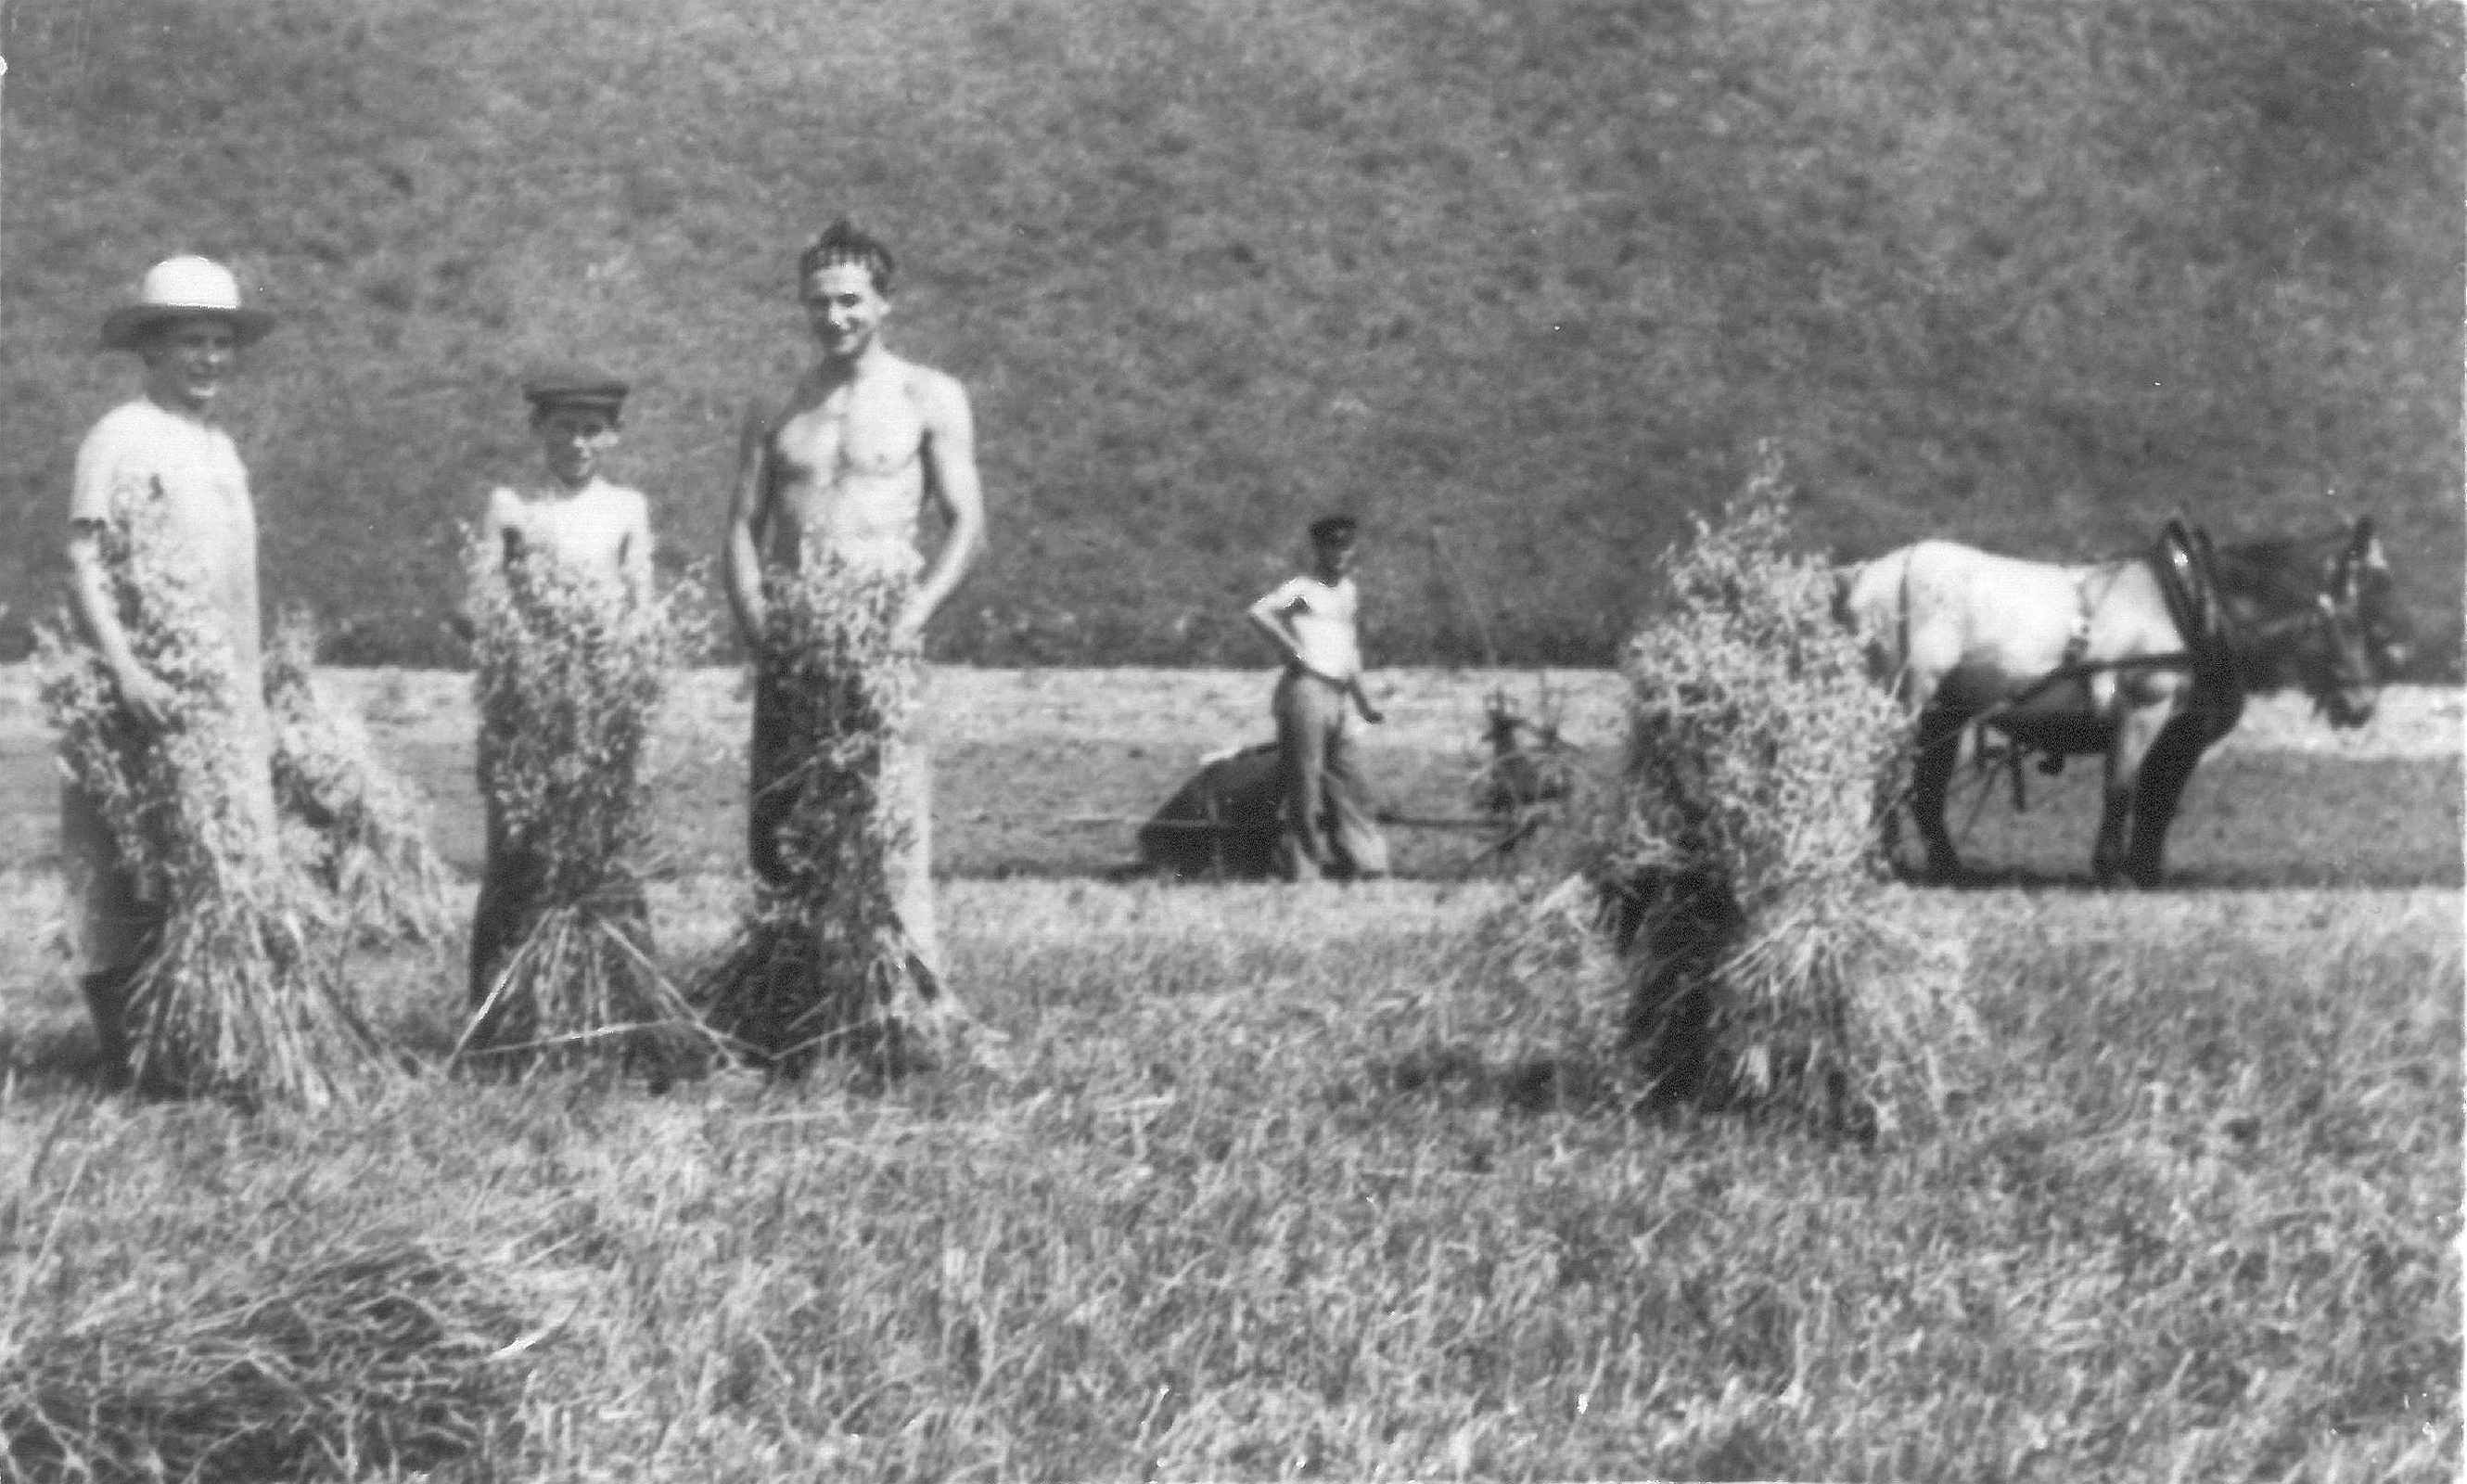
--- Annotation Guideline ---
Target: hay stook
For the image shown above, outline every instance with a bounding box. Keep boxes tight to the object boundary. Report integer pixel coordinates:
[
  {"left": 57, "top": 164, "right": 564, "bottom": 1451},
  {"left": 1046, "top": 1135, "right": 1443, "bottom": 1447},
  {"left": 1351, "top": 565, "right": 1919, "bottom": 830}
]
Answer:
[
  {"left": 458, "top": 536, "right": 712, "bottom": 1080},
  {"left": 36, "top": 492, "right": 383, "bottom": 1109},
  {"left": 262, "top": 606, "right": 455, "bottom": 948},
  {"left": 1591, "top": 443, "right": 1975, "bottom": 1136},
  {"left": 698, "top": 554, "right": 969, "bottom": 1081}
]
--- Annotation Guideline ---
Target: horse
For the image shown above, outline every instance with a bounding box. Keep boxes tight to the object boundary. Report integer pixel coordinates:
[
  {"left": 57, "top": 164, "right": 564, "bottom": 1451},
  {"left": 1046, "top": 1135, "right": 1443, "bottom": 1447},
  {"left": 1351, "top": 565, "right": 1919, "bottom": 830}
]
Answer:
[{"left": 1834, "top": 516, "right": 2407, "bottom": 887}]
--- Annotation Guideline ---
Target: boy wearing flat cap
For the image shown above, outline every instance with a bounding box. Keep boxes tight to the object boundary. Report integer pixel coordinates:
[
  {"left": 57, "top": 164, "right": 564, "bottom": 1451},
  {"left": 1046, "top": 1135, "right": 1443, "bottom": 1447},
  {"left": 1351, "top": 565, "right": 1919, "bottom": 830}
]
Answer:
[
  {"left": 62, "top": 255, "right": 281, "bottom": 1079},
  {"left": 474, "top": 368, "right": 654, "bottom": 605},
  {"left": 464, "top": 367, "right": 657, "bottom": 1004}
]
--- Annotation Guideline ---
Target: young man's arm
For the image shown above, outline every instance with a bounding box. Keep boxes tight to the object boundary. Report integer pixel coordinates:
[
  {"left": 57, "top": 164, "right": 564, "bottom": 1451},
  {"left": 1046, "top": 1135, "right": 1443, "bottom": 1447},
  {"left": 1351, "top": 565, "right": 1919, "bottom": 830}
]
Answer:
[
  {"left": 620, "top": 489, "right": 656, "bottom": 608},
  {"left": 63, "top": 440, "right": 175, "bottom": 728},
  {"left": 455, "top": 487, "right": 517, "bottom": 640},
  {"left": 722, "top": 402, "right": 776, "bottom": 646},
  {"left": 903, "top": 370, "right": 986, "bottom": 652},
  {"left": 1245, "top": 582, "right": 1308, "bottom": 670},
  {"left": 1347, "top": 675, "right": 1385, "bottom": 724}
]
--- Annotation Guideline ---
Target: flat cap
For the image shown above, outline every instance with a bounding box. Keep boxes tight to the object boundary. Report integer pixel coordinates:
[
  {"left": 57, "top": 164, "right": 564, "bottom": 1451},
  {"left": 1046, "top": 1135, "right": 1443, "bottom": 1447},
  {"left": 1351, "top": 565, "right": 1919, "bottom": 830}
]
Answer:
[{"left": 520, "top": 365, "right": 630, "bottom": 413}]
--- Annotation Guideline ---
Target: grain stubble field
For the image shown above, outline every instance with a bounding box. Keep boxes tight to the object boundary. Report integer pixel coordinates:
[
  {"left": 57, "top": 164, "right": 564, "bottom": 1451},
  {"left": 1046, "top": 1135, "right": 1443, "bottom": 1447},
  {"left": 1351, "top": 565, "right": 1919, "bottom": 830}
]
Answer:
[{"left": 0, "top": 669, "right": 2456, "bottom": 1479}]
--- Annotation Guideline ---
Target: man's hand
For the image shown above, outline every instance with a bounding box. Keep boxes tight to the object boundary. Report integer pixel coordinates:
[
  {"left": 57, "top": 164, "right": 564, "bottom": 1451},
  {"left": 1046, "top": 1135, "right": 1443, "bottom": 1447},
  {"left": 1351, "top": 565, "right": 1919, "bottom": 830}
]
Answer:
[
  {"left": 1351, "top": 680, "right": 1385, "bottom": 725},
  {"left": 115, "top": 666, "right": 178, "bottom": 730},
  {"left": 890, "top": 595, "right": 932, "bottom": 656}
]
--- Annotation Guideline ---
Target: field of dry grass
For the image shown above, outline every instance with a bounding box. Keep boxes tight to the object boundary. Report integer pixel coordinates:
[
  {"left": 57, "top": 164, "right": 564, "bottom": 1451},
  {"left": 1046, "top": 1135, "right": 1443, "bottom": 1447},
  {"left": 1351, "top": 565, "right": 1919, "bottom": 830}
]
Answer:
[
  {"left": 0, "top": 865, "right": 2453, "bottom": 1479},
  {"left": 3, "top": 666, "right": 2459, "bottom": 885},
  {"left": 0, "top": 667, "right": 2456, "bottom": 1478}
]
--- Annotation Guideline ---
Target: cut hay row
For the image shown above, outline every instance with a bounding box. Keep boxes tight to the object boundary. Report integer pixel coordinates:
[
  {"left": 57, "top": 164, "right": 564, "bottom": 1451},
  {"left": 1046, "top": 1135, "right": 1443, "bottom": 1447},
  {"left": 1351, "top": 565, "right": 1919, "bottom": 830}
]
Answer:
[
  {"left": 262, "top": 606, "right": 455, "bottom": 949},
  {"left": 35, "top": 491, "right": 384, "bottom": 1110},
  {"left": 459, "top": 538, "right": 712, "bottom": 1079},
  {"left": 0, "top": 1239, "right": 530, "bottom": 1482},
  {"left": 698, "top": 555, "right": 970, "bottom": 1079}
]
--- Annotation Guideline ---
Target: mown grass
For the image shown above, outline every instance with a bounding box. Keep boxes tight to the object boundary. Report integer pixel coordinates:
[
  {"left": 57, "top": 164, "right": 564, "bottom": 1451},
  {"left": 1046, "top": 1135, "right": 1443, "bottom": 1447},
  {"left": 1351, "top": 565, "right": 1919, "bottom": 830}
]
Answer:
[
  {"left": 1, "top": 0, "right": 2458, "bottom": 668},
  {"left": 7, "top": 696, "right": 2459, "bottom": 888},
  {"left": 0, "top": 873, "right": 2454, "bottom": 1479}
]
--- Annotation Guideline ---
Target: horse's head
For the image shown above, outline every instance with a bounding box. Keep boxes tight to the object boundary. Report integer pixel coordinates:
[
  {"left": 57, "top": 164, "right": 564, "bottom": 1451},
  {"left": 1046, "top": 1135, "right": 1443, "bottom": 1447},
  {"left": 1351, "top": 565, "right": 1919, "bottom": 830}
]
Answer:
[
  {"left": 2289, "top": 516, "right": 2422, "bottom": 728},
  {"left": 2335, "top": 517, "right": 2419, "bottom": 680},
  {"left": 2298, "top": 587, "right": 2379, "bottom": 729},
  {"left": 2214, "top": 520, "right": 2387, "bottom": 728}
]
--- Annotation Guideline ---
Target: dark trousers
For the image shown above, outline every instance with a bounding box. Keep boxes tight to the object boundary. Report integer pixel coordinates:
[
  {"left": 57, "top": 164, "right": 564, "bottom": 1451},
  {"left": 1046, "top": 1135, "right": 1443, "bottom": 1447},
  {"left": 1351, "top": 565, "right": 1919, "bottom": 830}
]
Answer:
[
  {"left": 1272, "top": 670, "right": 1390, "bottom": 882},
  {"left": 747, "top": 661, "right": 943, "bottom": 973},
  {"left": 467, "top": 803, "right": 650, "bottom": 1005}
]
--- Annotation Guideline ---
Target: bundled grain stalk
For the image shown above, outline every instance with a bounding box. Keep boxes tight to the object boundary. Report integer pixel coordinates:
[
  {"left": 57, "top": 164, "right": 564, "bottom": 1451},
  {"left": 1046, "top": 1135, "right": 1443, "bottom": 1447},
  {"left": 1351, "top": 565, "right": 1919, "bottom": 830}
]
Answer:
[
  {"left": 459, "top": 537, "right": 708, "bottom": 1074},
  {"left": 1600, "top": 443, "right": 1974, "bottom": 1133},
  {"left": 0, "top": 1240, "right": 531, "bottom": 1482},
  {"left": 35, "top": 492, "right": 381, "bottom": 1108},
  {"left": 699, "top": 555, "right": 965, "bottom": 1078},
  {"left": 262, "top": 606, "right": 454, "bottom": 947}
]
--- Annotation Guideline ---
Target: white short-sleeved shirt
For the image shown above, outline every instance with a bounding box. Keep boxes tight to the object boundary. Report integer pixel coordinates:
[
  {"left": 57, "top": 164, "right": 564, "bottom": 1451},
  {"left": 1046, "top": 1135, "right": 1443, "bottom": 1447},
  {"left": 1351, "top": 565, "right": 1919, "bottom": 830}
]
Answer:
[
  {"left": 1259, "top": 574, "right": 1362, "bottom": 683},
  {"left": 72, "top": 400, "right": 250, "bottom": 530}
]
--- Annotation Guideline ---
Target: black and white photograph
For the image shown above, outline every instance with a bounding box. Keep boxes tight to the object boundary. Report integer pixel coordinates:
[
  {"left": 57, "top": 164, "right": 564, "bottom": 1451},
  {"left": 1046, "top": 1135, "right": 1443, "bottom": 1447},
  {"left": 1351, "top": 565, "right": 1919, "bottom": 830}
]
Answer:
[{"left": 0, "top": 0, "right": 2457, "bottom": 1478}]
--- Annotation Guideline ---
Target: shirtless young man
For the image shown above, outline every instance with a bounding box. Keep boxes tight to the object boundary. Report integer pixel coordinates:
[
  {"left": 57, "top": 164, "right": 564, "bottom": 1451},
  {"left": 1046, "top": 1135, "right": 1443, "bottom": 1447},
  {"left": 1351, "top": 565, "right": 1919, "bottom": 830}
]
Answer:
[
  {"left": 722, "top": 221, "right": 985, "bottom": 982},
  {"left": 63, "top": 256, "right": 279, "bottom": 1077},
  {"left": 465, "top": 367, "right": 657, "bottom": 1003}
]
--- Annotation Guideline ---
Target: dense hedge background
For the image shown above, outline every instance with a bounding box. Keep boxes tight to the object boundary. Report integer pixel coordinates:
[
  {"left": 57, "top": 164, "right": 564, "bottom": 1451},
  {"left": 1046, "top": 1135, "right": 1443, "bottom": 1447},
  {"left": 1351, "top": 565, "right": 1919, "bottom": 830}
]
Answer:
[{"left": 2, "top": 0, "right": 2457, "bottom": 669}]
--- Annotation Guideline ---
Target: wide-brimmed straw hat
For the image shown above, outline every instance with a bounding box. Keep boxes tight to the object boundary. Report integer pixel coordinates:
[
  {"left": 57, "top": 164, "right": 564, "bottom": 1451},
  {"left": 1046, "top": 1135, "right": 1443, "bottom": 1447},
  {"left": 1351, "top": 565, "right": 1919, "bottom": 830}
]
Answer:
[{"left": 99, "top": 256, "right": 277, "bottom": 352}]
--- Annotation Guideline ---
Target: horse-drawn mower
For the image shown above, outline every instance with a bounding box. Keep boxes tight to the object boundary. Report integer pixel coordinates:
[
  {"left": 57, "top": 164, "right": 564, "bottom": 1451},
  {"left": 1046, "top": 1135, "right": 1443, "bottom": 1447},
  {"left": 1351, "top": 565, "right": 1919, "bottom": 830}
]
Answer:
[{"left": 1127, "top": 682, "right": 1584, "bottom": 881}]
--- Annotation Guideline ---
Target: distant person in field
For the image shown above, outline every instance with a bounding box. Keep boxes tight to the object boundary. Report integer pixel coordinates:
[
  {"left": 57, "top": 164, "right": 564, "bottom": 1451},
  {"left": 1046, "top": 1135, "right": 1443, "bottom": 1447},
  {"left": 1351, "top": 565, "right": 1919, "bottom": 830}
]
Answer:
[
  {"left": 61, "top": 255, "right": 280, "bottom": 1076},
  {"left": 723, "top": 220, "right": 986, "bottom": 985},
  {"left": 1246, "top": 515, "right": 1391, "bottom": 882},
  {"left": 464, "top": 366, "right": 656, "bottom": 1004}
]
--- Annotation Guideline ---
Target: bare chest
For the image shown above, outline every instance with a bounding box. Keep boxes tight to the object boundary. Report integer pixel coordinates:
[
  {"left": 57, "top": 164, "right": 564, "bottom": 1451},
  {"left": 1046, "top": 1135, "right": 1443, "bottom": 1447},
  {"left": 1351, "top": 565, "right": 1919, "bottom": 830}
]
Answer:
[{"left": 774, "top": 378, "right": 926, "bottom": 487}]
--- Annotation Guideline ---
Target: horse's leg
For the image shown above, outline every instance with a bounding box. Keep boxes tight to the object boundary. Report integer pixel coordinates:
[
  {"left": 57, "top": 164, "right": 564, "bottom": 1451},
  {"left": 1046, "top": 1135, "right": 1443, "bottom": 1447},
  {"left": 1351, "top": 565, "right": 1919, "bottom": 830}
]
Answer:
[
  {"left": 2122, "top": 711, "right": 2212, "bottom": 889},
  {"left": 2094, "top": 702, "right": 2171, "bottom": 887},
  {"left": 1911, "top": 702, "right": 1966, "bottom": 881}
]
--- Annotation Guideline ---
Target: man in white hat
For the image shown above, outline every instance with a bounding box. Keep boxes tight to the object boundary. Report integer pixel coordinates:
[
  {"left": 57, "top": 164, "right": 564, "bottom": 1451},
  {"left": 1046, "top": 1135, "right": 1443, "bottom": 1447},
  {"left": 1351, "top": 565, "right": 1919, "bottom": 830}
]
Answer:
[{"left": 62, "top": 255, "right": 279, "bottom": 1081}]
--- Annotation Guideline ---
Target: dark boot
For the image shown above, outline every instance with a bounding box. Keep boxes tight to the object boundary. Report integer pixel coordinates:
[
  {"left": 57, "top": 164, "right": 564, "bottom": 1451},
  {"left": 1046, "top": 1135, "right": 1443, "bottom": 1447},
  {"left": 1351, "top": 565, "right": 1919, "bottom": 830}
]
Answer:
[{"left": 78, "top": 967, "right": 136, "bottom": 1090}]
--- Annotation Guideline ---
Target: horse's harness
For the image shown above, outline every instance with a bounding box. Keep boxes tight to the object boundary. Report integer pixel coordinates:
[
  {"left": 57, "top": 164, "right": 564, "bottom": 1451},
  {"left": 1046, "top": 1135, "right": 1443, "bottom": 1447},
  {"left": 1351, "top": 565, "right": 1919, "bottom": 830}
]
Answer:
[
  {"left": 1982, "top": 520, "right": 2231, "bottom": 726},
  {"left": 1950, "top": 518, "right": 2356, "bottom": 810}
]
